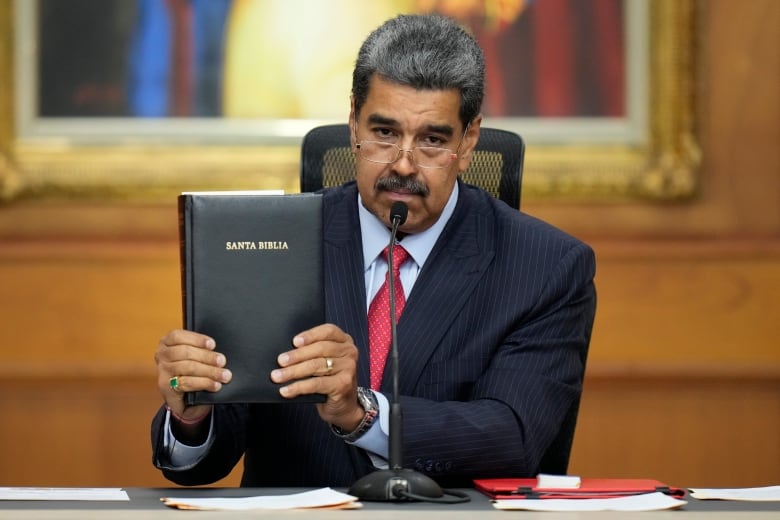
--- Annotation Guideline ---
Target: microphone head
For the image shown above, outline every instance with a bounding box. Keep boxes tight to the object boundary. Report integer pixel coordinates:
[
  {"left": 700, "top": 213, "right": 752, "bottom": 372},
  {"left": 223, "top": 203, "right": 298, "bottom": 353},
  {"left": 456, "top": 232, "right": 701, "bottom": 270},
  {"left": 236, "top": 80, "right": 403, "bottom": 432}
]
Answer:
[{"left": 390, "top": 201, "right": 408, "bottom": 226}]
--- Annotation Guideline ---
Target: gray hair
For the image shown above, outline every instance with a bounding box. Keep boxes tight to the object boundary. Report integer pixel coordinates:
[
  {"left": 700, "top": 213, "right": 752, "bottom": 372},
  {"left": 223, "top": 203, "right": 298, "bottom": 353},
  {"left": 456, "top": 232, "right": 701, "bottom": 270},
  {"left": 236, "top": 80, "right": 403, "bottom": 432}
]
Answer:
[{"left": 352, "top": 14, "right": 485, "bottom": 128}]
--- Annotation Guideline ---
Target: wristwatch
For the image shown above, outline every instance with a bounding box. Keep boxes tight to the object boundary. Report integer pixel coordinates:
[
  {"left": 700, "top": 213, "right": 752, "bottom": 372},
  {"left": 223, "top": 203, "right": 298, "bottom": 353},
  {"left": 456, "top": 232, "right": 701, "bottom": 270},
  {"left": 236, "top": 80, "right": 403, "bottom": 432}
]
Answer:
[{"left": 330, "top": 387, "right": 379, "bottom": 443}]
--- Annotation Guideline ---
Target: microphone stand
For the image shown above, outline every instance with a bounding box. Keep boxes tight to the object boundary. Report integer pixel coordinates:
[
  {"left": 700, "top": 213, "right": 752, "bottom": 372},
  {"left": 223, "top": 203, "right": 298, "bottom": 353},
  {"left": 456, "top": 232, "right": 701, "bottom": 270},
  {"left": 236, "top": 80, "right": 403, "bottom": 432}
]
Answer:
[{"left": 349, "top": 202, "right": 461, "bottom": 502}]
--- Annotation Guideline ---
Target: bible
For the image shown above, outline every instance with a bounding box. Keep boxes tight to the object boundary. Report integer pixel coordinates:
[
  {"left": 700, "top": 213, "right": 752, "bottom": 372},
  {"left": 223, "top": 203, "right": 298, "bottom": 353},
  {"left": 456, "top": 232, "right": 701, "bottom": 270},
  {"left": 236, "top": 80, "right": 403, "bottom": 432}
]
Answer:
[{"left": 179, "top": 191, "right": 325, "bottom": 405}]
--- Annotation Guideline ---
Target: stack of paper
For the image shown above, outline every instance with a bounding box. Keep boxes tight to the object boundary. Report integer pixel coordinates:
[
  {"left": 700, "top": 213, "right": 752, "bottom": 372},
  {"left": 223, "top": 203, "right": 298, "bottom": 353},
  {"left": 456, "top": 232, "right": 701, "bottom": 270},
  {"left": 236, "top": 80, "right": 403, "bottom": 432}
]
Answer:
[
  {"left": 493, "top": 492, "right": 686, "bottom": 512},
  {"left": 0, "top": 487, "right": 129, "bottom": 501},
  {"left": 688, "top": 485, "right": 780, "bottom": 501},
  {"left": 161, "top": 487, "right": 360, "bottom": 511}
]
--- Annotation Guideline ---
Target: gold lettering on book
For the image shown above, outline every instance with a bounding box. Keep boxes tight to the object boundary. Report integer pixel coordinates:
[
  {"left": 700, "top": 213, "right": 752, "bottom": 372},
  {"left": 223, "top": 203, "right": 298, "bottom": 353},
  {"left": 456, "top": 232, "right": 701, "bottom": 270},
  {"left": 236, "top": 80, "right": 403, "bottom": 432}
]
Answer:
[
  {"left": 225, "top": 241, "right": 256, "bottom": 250},
  {"left": 258, "top": 241, "right": 289, "bottom": 250},
  {"left": 225, "top": 241, "right": 289, "bottom": 250}
]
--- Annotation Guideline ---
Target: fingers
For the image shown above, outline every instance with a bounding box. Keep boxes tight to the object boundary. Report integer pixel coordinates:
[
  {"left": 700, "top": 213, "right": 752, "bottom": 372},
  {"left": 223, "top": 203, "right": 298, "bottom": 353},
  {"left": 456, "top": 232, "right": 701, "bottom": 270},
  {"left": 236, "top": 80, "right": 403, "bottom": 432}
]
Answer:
[
  {"left": 271, "top": 356, "right": 353, "bottom": 396},
  {"left": 291, "top": 323, "right": 353, "bottom": 351},
  {"left": 279, "top": 324, "right": 354, "bottom": 367},
  {"left": 161, "top": 329, "right": 216, "bottom": 350},
  {"left": 281, "top": 369, "right": 355, "bottom": 401},
  {"left": 154, "top": 329, "right": 232, "bottom": 411},
  {"left": 273, "top": 326, "right": 356, "bottom": 379},
  {"left": 271, "top": 324, "right": 358, "bottom": 399},
  {"left": 162, "top": 371, "right": 229, "bottom": 394}
]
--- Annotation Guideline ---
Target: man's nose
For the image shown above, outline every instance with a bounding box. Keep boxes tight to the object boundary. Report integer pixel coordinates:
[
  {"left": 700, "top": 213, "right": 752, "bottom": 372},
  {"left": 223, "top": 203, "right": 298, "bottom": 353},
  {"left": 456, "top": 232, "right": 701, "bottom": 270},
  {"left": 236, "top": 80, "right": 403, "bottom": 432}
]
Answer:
[{"left": 392, "top": 148, "right": 417, "bottom": 175}]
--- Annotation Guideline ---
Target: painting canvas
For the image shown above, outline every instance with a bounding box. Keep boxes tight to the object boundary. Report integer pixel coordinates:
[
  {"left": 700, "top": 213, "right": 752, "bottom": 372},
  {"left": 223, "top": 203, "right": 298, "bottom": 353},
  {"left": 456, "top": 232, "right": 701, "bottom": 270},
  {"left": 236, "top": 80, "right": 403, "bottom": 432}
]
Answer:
[{"left": 19, "top": 0, "right": 643, "bottom": 145}]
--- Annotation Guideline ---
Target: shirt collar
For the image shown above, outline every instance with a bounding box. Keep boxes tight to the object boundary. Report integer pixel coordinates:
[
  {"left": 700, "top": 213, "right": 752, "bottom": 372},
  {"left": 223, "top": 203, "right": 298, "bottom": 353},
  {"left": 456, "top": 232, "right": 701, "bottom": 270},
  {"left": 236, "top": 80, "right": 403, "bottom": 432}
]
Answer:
[{"left": 358, "top": 182, "right": 459, "bottom": 271}]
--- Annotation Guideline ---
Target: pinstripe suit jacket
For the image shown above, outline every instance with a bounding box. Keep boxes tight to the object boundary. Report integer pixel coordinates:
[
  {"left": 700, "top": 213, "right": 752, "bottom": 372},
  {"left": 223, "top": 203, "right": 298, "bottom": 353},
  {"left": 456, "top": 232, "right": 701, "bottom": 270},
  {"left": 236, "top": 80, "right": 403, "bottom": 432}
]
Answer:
[{"left": 152, "top": 180, "right": 596, "bottom": 488}]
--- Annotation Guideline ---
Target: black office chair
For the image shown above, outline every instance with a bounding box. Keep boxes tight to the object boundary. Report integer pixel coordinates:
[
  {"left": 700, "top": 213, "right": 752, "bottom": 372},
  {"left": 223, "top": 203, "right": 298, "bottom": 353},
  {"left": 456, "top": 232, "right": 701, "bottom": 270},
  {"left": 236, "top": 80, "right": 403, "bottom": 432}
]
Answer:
[{"left": 300, "top": 124, "right": 524, "bottom": 208}]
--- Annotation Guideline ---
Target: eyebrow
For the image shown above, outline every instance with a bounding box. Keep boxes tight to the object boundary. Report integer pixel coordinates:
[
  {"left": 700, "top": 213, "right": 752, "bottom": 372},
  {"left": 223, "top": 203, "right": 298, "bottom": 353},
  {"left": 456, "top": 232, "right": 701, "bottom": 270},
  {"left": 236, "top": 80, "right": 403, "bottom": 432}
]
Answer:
[
  {"left": 365, "top": 114, "right": 456, "bottom": 138},
  {"left": 366, "top": 114, "right": 398, "bottom": 126}
]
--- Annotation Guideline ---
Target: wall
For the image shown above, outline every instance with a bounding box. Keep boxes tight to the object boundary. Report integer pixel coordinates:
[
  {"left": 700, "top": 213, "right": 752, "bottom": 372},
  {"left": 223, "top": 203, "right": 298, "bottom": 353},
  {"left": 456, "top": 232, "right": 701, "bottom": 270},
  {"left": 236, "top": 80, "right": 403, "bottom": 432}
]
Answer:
[{"left": 0, "top": 0, "right": 778, "bottom": 488}]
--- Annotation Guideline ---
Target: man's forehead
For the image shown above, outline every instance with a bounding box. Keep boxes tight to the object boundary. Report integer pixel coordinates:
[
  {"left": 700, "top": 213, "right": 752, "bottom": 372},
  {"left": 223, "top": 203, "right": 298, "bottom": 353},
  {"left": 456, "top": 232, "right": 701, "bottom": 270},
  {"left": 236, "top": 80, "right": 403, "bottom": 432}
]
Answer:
[{"left": 358, "top": 77, "right": 462, "bottom": 133}]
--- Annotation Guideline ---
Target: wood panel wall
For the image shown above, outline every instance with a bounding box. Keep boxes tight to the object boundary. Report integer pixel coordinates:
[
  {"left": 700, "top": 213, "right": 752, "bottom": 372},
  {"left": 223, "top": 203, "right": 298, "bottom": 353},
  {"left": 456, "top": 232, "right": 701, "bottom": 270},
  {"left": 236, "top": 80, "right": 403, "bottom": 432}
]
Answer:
[{"left": 0, "top": 0, "right": 778, "bottom": 489}]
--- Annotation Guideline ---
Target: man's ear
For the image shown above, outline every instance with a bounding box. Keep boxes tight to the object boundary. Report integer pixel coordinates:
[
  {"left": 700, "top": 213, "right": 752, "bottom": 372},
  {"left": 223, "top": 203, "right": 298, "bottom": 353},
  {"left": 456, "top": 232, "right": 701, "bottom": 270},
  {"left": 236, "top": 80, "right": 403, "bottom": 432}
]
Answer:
[
  {"left": 457, "top": 114, "right": 482, "bottom": 172},
  {"left": 348, "top": 98, "right": 357, "bottom": 152}
]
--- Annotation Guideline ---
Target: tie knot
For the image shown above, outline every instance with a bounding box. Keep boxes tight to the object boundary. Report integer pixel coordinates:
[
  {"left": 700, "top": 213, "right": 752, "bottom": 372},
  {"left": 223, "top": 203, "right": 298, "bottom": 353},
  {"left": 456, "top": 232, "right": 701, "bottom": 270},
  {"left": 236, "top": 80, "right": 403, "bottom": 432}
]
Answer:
[{"left": 382, "top": 243, "right": 410, "bottom": 272}]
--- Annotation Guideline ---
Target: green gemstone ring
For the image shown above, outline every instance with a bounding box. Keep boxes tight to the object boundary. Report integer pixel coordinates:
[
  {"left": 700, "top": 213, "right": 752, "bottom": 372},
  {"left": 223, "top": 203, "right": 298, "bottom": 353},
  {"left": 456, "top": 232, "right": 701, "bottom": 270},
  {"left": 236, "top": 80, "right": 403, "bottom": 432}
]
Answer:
[{"left": 169, "top": 376, "right": 181, "bottom": 392}]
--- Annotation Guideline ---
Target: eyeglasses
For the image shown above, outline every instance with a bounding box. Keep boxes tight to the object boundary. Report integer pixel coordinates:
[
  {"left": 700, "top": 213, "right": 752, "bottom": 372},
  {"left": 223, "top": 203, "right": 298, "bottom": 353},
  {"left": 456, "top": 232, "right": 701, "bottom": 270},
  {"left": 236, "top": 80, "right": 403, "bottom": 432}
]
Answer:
[
  {"left": 354, "top": 124, "right": 469, "bottom": 169},
  {"left": 356, "top": 141, "right": 457, "bottom": 169}
]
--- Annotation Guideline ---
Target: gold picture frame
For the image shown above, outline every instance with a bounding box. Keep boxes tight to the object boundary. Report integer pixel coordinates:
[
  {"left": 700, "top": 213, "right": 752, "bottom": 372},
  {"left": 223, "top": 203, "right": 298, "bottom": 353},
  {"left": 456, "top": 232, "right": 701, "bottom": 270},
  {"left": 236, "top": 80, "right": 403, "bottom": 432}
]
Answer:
[{"left": 0, "top": 0, "right": 698, "bottom": 203}]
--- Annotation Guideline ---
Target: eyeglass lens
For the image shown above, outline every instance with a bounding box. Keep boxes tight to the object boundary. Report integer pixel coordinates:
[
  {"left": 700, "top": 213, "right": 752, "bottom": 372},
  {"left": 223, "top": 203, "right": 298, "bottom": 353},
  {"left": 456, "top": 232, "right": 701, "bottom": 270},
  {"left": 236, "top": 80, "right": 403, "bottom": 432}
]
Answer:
[{"left": 357, "top": 141, "right": 454, "bottom": 168}]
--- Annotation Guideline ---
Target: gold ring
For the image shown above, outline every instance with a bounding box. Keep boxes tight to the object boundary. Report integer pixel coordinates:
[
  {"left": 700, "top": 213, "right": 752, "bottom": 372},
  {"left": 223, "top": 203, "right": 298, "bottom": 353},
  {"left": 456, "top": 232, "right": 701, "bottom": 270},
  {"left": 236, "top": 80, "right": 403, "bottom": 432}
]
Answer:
[
  {"left": 325, "top": 357, "right": 334, "bottom": 373},
  {"left": 169, "top": 376, "right": 182, "bottom": 392}
]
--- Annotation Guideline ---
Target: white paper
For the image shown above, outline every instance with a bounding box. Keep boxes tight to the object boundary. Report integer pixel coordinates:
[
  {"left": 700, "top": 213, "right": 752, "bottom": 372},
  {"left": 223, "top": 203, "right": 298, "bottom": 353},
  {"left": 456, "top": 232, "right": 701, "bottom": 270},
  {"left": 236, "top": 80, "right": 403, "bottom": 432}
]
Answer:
[
  {"left": 689, "top": 485, "right": 780, "bottom": 501},
  {"left": 0, "top": 487, "right": 129, "bottom": 501},
  {"left": 161, "top": 487, "right": 360, "bottom": 511},
  {"left": 493, "top": 491, "right": 687, "bottom": 512},
  {"left": 536, "top": 473, "right": 581, "bottom": 489}
]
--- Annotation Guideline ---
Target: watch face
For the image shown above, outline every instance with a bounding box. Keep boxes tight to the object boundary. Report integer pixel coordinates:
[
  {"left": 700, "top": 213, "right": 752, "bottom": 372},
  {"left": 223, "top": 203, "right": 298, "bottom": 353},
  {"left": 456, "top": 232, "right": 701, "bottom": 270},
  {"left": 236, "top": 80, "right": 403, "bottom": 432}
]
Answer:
[{"left": 357, "top": 387, "right": 377, "bottom": 411}]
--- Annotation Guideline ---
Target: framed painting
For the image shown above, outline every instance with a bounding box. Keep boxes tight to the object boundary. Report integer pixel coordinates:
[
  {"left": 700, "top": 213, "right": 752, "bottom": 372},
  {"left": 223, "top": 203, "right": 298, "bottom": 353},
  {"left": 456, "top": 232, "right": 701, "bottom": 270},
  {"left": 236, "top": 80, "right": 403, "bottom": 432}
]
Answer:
[{"left": 0, "top": 0, "right": 698, "bottom": 202}]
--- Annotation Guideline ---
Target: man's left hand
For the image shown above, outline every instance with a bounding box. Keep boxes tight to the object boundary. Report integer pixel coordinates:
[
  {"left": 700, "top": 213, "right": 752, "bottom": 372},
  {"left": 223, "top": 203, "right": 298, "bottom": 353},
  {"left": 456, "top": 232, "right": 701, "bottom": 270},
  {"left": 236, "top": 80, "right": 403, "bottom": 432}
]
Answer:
[{"left": 271, "top": 323, "right": 364, "bottom": 432}]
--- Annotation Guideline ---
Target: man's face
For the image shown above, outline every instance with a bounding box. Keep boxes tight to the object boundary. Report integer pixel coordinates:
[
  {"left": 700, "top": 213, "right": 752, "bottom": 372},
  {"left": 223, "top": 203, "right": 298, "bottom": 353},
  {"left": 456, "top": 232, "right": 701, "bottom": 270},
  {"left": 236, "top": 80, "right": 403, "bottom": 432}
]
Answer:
[{"left": 349, "top": 75, "right": 481, "bottom": 234}]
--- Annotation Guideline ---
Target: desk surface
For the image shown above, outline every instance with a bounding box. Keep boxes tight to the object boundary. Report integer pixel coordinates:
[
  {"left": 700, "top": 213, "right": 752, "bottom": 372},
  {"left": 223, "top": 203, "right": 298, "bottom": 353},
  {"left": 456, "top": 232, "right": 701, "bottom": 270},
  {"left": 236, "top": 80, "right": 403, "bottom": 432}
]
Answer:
[{"left": 1, "top": 487, "right": 779, "bottom": 519}]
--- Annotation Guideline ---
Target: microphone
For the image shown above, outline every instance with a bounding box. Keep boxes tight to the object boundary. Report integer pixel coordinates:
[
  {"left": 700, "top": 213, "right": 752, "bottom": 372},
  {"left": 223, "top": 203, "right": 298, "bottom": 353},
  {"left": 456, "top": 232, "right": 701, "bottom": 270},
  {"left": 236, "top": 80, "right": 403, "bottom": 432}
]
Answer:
[
  {"left": 349, "top": 202, "right": 465, "bottom": 503},
  {"left": 386, "top": 202, "right": 407, "bottom": 473}
]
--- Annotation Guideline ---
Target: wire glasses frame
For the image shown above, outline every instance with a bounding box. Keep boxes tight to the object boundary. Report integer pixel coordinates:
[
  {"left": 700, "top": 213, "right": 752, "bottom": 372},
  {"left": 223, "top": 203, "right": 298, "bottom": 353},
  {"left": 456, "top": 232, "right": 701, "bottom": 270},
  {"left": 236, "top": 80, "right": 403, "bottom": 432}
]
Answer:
[{"left": 353, "top": 124, "right": 470, "bottom": 169}]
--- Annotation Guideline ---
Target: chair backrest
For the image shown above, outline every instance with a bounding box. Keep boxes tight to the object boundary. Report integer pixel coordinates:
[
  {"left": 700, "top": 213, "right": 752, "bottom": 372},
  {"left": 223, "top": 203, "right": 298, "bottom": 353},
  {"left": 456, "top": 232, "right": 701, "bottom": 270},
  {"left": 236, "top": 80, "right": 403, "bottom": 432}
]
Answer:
[{"left": 300, "top": 124, "right": 524, "bottom": 208}]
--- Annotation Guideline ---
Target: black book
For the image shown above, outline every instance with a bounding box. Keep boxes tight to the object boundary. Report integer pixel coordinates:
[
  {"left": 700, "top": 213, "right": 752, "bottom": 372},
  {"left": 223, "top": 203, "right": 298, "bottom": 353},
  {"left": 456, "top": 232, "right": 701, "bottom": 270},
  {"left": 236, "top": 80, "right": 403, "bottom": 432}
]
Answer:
[{"left": 178, "top": 191, "right": 325, "bottom": 405}]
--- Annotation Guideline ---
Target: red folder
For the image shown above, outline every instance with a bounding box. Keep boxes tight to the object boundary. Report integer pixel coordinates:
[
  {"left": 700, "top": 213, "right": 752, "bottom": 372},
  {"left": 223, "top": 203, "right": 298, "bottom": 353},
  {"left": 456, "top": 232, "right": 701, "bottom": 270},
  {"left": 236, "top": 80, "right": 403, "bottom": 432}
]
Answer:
[{"left": 474, "top": 478, "right": 686, "bottom": 500}]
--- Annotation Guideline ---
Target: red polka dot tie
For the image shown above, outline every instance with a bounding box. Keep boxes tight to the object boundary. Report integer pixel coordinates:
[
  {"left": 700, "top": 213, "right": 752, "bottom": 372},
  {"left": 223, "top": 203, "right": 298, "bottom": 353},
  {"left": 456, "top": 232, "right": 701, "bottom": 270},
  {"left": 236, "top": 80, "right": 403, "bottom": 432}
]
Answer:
[{"left": 368, "top": 244, "right": 410, "bottom": 390}]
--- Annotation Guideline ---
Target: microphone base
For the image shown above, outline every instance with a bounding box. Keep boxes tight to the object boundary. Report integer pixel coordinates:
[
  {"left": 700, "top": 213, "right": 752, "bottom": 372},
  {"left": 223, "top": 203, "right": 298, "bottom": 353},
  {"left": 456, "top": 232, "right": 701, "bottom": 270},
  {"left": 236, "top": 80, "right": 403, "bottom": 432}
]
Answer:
[{"left": 349, "top": 468, "right": 444, "bottom": 502}]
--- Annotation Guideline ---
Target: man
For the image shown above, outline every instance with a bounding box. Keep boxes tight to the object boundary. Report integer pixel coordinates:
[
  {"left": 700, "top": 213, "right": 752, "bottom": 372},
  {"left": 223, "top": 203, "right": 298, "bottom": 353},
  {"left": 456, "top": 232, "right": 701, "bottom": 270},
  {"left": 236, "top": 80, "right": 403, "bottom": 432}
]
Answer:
[{"left": 152, "top": 14, "right": 596, "bottom": 488}]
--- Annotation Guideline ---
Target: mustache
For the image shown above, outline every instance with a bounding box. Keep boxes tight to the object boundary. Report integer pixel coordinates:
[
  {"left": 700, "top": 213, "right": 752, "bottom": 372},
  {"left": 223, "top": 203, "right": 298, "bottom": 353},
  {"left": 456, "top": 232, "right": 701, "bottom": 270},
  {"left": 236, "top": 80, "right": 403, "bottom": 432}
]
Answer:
[{"left": 375, "top": 175, "right": 430, "bottom": 197}]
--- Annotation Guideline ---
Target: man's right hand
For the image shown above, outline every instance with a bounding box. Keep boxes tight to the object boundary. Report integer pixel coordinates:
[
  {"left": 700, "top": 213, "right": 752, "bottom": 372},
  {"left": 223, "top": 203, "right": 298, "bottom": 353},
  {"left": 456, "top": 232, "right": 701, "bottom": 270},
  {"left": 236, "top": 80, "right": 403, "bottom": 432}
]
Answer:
[{"left": 154, "top": 329, "right": 232, "bottom": 421}]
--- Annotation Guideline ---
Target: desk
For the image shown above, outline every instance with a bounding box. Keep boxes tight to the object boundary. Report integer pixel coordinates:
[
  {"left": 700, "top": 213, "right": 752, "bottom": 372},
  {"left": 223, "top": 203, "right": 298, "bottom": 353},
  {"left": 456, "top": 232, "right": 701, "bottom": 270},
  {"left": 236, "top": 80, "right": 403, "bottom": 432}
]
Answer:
[{"left": 0, "top": 488, "right": 779, "bottom": 518}]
